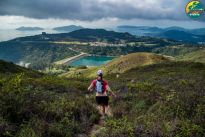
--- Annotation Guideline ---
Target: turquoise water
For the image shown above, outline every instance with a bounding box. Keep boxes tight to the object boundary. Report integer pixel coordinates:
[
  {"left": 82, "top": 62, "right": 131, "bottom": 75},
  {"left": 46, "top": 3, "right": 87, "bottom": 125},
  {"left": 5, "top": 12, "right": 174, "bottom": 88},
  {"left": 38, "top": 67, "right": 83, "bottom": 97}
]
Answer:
[{"left": 70, "top": 56, "right": 115, "bottom": 66}]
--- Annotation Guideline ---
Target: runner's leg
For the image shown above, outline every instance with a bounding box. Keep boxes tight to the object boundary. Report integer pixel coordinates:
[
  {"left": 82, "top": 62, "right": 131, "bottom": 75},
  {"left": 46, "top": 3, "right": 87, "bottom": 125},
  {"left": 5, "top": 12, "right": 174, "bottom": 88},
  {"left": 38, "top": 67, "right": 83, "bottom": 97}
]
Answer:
[
  {"left": 105, "top": 105, "right": 109, "bottom": 115},
  {"left": 102, "top": 105, "right": 105, "bottom": 114}
]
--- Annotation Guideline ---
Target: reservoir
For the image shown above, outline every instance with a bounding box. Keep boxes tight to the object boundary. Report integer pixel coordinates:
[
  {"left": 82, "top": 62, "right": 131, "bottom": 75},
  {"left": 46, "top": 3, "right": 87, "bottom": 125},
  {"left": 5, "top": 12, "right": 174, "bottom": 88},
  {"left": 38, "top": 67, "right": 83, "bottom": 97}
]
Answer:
[{"left": 70, "top": 56, "right": 115, "bottom": 66}]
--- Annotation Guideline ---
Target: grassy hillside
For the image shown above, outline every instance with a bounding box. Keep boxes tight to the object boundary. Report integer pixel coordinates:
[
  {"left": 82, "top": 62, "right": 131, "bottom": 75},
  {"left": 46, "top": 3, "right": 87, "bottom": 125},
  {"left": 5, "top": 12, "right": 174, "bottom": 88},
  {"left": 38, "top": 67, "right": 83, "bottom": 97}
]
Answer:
[
  {"left": 0, "top": 60, "right": 99, "bottom": 137},
  {"left": 1, "top": 56, "right": 205, "bottom": 136},
  {"left": 177, "top": 48, "right": 205, "bottom": 63},
  {"left": 104, "top": 52, "right": 170, "bottom": 73},
  {"left": 96, "top": 61, "right": 205, "bottom": 137},
  {"left": 152, "top": 45, "right": 200, "bottom": 56},
  {"left": 63, "top": 54, "right": 205, "bottom": 137},
  {"left": 64, "top": 53, "right": 171, "bottom": 78}
]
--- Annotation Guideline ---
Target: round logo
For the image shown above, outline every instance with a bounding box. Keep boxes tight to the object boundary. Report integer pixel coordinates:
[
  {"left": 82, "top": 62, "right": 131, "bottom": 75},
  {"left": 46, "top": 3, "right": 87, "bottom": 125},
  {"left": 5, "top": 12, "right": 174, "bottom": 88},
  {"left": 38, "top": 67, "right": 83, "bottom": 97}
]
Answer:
[{"left": 186, "top": 0, "right": 204, "bottom": 19}]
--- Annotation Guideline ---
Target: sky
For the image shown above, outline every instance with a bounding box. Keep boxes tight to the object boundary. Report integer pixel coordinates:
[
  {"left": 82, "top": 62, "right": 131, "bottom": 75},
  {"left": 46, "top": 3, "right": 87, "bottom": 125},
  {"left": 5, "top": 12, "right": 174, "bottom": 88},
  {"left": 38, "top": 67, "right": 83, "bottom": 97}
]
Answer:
[{"left": 0, "top": 0, "right": 204, "bottom": 29}]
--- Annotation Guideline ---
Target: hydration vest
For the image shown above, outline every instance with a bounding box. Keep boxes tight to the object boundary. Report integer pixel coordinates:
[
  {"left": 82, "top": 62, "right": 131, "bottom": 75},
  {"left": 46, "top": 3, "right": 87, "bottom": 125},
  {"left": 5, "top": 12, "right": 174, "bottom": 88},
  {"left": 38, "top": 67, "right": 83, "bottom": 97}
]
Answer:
[{"left": 96, "top": 80, "right": 104, "bottom": 93}]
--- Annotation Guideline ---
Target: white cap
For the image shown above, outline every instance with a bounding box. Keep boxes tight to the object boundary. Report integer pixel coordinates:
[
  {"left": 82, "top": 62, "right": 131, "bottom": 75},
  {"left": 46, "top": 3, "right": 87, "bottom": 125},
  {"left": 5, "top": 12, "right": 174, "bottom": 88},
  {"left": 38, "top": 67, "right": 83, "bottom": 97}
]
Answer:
[{"left": 97, "top": 70, "right": 103, "bottom": 76}]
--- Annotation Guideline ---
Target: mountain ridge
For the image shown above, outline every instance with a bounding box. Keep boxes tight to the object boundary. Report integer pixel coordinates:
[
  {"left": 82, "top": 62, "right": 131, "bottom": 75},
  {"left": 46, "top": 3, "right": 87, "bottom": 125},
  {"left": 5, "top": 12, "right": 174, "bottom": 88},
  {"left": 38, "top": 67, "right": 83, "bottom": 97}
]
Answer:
[
  {"left": 16, "top": 26, "right": 44, "bottom": 31},
  {"left": 53, "top": 25, "right": 83, "bottom": 32},
  {"left": 11, "top": 28, "right": 137, "bottom": 42},
  {"left": 117, "top": 25, "right": 205, "bottom": 42}
]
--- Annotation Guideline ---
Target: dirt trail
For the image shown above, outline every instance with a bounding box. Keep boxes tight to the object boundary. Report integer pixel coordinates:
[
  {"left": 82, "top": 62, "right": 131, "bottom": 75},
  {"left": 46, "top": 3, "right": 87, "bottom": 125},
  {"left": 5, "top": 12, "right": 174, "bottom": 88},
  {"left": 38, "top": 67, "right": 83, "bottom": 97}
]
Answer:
[
  {"left": 89, "top": 118, "right": 105, "bottom": 137},
  {"left": 89, "top": 107, "right": 112, "bottom": 137}
]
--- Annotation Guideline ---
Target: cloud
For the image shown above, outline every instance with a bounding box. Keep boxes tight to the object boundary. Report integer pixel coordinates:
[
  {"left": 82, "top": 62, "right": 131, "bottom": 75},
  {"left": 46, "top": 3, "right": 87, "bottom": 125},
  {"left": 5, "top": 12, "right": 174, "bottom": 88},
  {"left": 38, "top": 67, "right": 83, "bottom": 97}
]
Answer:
[{"left": 0, "top": 0, "right": 204, "bottom": 21}]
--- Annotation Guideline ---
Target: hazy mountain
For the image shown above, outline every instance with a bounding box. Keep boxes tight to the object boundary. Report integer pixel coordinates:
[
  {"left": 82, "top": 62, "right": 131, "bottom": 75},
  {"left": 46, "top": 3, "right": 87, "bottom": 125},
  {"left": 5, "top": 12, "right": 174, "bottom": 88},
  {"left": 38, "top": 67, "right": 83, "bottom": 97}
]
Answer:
[
  {"left": 117, "top": 26, "right": 205, "bottom": 43},
  {"left": 164, "top": 27, "right": 205, "bottom": 35},
  {"left": 155, "top": 30, "right": 205, "bottom": 43},
  {"left": 191, "top": 28, "right": 205, "bottom": 35},
  {"left": 53, "top": 25, "right": 83, "bottom": 32},
  {"left": 117, "top": 26, "right": 163, "bottom": 36},
  {"left": 164, "top": 26, "right": 187, "bottom": 31},
  {"left": 16, "top": 26, "right": 44, "bottom": 31}
]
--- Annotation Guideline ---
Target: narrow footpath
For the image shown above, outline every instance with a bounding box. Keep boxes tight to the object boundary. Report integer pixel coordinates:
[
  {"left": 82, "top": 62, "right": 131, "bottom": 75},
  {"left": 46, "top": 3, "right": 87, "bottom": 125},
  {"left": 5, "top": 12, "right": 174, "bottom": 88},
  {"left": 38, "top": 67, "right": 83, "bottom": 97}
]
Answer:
[{"left": 89, "top": 107, "right": 112, "bottom": 137}]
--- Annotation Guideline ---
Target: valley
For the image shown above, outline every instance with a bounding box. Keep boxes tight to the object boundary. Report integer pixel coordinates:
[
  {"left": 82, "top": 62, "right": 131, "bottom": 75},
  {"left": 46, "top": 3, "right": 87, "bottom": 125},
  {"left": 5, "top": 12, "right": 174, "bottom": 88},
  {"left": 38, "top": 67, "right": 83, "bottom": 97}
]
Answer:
[{"left": 1, "top": 28, "right": 204, "bottom": 71}]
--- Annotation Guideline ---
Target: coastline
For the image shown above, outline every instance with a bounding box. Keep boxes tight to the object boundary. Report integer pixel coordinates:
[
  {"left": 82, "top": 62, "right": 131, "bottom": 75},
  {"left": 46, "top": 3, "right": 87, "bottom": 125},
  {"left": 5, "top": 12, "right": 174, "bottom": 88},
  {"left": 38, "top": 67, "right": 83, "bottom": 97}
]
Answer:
[{"left": 54, "top": 53, "right": 119, "bottom": 66}]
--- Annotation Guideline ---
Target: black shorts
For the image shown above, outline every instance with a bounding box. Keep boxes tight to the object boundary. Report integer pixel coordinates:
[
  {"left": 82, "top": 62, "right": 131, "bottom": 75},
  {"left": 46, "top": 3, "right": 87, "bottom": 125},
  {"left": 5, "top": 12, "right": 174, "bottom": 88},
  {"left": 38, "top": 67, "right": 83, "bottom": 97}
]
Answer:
[{"left": 96, "top": 96, "right": 109, "bottom": 106}]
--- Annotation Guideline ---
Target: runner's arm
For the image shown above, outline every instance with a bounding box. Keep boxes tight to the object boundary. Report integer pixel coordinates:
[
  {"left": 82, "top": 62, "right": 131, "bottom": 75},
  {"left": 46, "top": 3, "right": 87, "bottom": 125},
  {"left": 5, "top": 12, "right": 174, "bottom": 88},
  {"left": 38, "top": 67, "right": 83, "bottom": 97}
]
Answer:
[
  {"left": 88, "top": 83, "right": 94, "bottom": 92},
  {"left": 107, "top": 85, "right": 117, "bottom": 97}
]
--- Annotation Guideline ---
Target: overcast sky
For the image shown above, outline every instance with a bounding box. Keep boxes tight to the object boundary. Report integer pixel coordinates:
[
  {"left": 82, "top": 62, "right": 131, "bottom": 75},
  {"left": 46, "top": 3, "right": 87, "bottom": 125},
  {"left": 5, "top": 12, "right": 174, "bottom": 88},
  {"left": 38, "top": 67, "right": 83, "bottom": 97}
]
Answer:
[{"left": 0, "top": 0, "right": 204, "bottom": 29}]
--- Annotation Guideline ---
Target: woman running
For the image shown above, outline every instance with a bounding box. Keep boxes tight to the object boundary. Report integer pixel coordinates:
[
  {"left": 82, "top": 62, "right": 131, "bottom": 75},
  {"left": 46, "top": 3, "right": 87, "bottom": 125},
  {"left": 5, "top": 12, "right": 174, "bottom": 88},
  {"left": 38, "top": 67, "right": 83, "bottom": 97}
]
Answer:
[{"left": 88, "top": 70, "right": 116, "bottom": 117}]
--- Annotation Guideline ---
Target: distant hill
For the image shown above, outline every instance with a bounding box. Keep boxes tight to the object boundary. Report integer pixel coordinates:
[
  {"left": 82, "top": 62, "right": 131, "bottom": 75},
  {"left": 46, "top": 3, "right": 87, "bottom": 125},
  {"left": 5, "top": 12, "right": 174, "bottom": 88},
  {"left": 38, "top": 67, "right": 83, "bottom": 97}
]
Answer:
[
  {"left": 117, "top": 26, "right": 163, "bottom": 36},
  {"left": 117, "top": 25, "right": 205, "bottom": 35},
  {"left": 0, "top": 60, "right": 99, "bottom": 137},
  {"left": 12, "top": 29, "right": 137, "bottom": 42},
  {"left": 164, "top": 26, "right": 187, "bottom": 31},
  {"left": 16, "top": 26, "right": 44, "bottom": 31},
  {"left": 116, "top": 26, "right": 205, "bottom": 42},
  {"left": 66, "top": 29, "right": 137, "bottom": 42},
  {"left": 65, "top": 52, "right": 170, "bottom": 78},
  {"left": 191, "top": 28, "right": 205, "bottom": 35},
  {"left": 177, "top": 48, "right": 205, "bottom": 63},
  {"left": 155, "top": 30, "right": 205, "bottom": 43},
  {"left": 53, "top": 25, "right": 83, "bottom": 32},
  {"left": 102, "top": 52, "right": 170, "bottom": 73}
]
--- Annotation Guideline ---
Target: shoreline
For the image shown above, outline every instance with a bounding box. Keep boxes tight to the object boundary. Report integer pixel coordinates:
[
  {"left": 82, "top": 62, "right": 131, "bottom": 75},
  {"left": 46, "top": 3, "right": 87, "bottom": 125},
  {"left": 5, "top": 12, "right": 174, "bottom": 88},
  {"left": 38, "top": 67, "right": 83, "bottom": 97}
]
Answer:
[
  {"left": 89, "top": 54, "right": 119, "bottom": 58},
  {"left": 54, "top": 53, "right": 119, "bottom": 66}
]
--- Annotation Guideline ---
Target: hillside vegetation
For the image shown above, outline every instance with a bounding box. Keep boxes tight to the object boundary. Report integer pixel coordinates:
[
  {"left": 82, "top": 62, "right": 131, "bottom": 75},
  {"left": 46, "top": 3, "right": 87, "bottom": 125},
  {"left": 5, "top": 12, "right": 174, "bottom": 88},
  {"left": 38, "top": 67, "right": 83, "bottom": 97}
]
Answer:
[
  {"left": 96, "top": 61, "right": 205, "bottom": 137},
  {"left": 1, "top": 52, "right": 205, "bottom": 136},
  {"left": 63, "top": 53, "right": 205, "bottom": 136},
  {"left": 177, "top": 48, "right": 205, "bottom": 63},
  {"left": 0, "top": 60, "right": 99, "bottom": 137},
  {"left": 152, "top": 45, "right": 200, "bottom": 57},
  {"left": 104, "top": 53, "right": 170, "bottom": 73}
]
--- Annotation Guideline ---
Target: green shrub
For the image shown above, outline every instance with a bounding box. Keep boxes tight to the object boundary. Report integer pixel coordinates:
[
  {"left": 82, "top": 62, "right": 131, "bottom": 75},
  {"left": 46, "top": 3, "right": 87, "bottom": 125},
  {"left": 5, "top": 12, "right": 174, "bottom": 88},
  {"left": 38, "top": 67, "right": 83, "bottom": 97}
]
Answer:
[
  {"left": 176, "top": 120, "right": 204, "bottom": 137},
  {"left": 17, "top": 124, "right": 38, "bottom": 137}
]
